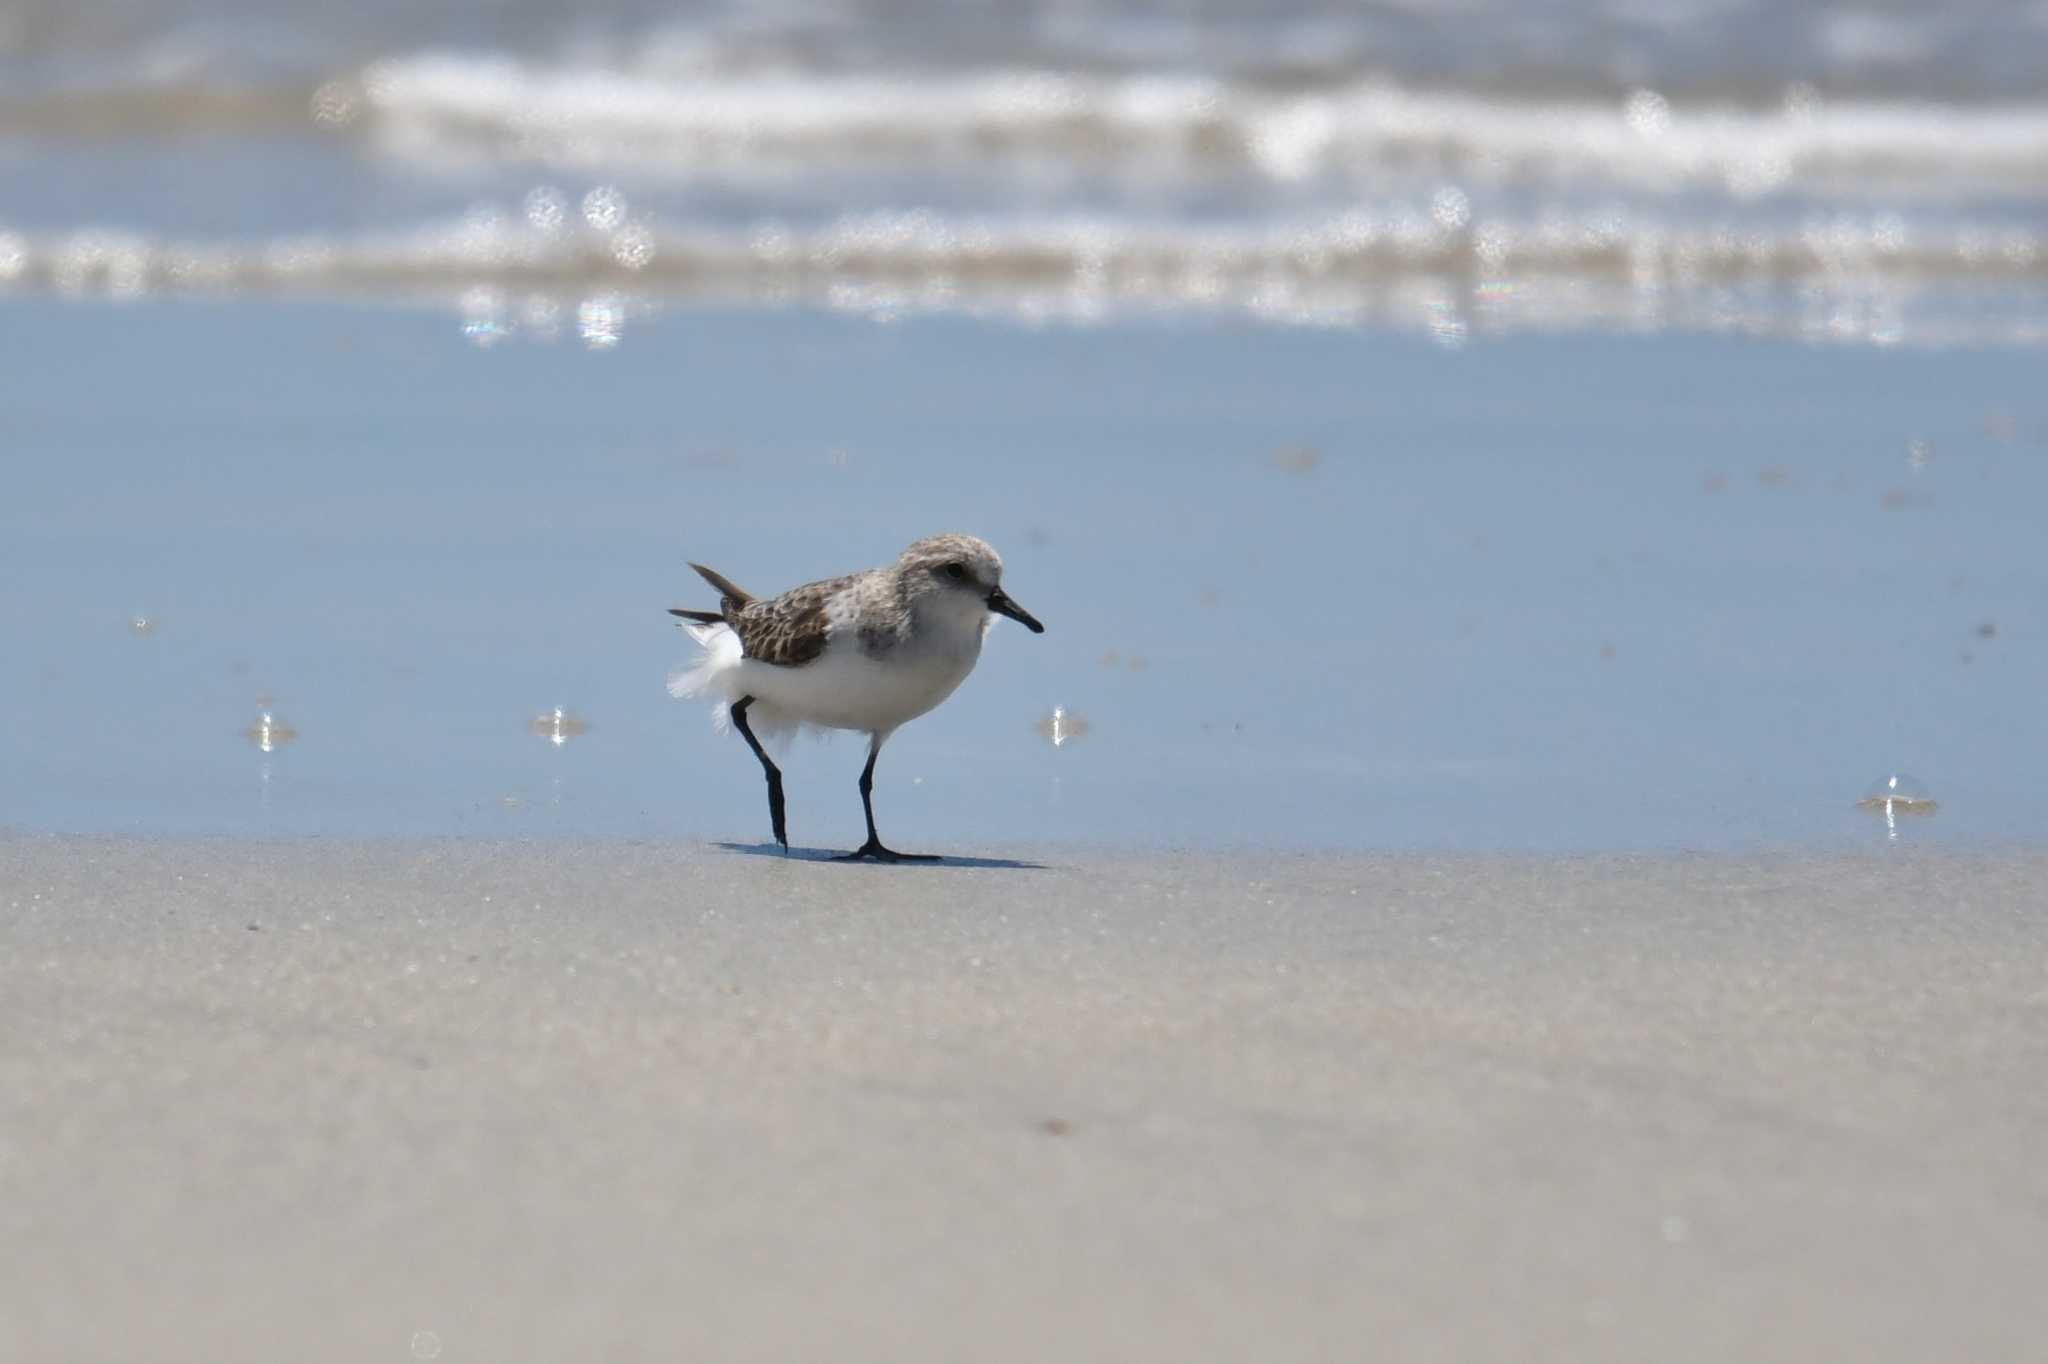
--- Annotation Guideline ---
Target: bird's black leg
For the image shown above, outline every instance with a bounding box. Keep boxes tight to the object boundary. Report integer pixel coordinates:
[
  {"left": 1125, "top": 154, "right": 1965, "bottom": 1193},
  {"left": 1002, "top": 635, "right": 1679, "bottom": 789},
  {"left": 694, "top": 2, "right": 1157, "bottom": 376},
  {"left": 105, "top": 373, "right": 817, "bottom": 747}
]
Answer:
[
  {"left": 837, "top": 734, "right": 939, "bottom": 862},
  {"left": 729, "top": 696, "right": 787, "bottom": 853}
]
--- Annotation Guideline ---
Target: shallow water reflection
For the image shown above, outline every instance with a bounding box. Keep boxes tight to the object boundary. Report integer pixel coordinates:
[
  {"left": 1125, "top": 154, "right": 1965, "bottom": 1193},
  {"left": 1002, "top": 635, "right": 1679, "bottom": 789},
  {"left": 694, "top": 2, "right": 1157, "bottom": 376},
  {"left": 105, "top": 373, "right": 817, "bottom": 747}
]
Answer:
[{"left": 3, "top": 299, "right": 2046, "bottom": 851}]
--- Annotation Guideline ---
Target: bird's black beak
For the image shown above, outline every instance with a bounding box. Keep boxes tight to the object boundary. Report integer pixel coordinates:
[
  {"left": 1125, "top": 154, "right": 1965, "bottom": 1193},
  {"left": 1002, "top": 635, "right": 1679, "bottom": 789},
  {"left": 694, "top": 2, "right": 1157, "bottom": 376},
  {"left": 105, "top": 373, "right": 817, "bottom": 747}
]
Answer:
[{"left": 986, "top": 585, "right": 1045, "bottom": 633}]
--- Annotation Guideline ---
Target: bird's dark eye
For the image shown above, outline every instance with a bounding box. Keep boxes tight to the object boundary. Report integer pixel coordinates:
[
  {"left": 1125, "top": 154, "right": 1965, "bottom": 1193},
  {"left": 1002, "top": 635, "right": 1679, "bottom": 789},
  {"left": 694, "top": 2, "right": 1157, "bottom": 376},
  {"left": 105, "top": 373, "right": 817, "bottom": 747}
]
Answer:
[{"left": 944, "top": 562, "right": 967, "bottom": 581}]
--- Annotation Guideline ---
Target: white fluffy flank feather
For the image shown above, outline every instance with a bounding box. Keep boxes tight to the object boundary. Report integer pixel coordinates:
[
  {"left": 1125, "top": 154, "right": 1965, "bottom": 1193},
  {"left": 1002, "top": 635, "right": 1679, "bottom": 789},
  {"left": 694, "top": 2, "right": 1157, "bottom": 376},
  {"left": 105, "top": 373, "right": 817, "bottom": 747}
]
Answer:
[
  {"left": 668, "top": 620, "right": 805, "bottom": 741},
  {"left": 667, "top": 621, "right": 743, "bottom": 732}
]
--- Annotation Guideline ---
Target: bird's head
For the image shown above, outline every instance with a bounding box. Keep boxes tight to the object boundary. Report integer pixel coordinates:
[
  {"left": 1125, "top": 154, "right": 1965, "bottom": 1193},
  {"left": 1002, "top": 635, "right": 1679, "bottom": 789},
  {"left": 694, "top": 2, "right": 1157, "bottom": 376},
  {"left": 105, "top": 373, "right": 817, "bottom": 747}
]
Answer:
[{"left": 898, "top": 533, "right": 1044, "bottom": 634}]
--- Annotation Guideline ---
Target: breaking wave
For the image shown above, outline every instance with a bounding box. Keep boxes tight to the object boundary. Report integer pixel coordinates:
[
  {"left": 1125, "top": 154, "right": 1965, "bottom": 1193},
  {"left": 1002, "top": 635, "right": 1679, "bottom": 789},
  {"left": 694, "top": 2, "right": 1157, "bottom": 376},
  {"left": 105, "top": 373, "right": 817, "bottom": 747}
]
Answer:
[{"left": 327, "top": 57, "right": 2048, "bottom": 200}]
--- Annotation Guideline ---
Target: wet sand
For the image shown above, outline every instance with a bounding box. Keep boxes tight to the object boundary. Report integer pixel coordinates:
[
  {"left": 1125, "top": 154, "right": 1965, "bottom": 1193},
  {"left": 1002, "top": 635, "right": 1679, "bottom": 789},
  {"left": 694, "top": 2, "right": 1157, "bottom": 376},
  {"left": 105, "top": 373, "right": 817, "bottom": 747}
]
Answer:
[{"left": 3, "top": 836, "right": 2044, "bottom": 1361}]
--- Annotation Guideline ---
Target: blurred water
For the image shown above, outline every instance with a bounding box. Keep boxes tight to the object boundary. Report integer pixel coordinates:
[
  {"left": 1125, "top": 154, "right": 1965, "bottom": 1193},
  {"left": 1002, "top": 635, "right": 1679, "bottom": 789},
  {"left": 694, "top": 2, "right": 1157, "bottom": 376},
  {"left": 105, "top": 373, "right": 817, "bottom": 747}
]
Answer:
[
  {"left": 9, "top": 0, "right": 2046, "bottom": 101},
  {"left": 3, "top": 297, "right": 2044, "bottom": 851},
  {"left": 4, "top": 1, "right": 2048, "bottom": 342},
  {"left": 6, "top": 3, "right": 2046, "bottom": 850}
]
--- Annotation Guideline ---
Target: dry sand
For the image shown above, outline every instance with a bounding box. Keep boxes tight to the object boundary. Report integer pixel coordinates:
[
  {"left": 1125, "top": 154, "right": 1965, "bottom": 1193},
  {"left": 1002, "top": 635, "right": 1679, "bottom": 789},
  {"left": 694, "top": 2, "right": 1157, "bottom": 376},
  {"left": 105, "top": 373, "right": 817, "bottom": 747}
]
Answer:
[{"left": 2, "top": 836, "right": 2044, "bottom": 1362}]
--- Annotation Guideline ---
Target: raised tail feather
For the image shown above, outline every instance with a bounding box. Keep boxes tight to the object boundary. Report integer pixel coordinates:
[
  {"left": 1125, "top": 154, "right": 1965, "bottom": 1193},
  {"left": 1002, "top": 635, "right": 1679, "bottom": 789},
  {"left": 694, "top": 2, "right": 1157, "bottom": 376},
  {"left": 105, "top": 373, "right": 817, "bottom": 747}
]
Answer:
[
  {"left": 689, "top": 562, "right": 755, "bottom": 615},
  {"left": 669, "top": 561, "right": 755, "bottom": 625}
]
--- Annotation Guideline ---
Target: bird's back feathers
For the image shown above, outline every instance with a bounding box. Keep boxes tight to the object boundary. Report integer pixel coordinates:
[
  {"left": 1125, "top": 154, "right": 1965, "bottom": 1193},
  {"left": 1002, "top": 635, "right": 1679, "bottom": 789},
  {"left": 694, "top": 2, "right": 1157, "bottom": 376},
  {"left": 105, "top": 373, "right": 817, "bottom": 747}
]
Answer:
[
  {"left": 726, "top": 576, "right": 856, "bottom": 667},
  {"left": 673, "top": 563, "right": 867, "bottom": 669}
]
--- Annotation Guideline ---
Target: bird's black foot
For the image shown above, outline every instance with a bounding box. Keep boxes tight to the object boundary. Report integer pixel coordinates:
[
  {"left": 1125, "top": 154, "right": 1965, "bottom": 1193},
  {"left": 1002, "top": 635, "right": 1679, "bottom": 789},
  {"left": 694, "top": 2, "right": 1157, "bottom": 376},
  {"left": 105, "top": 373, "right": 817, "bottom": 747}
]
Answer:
[{"left": 834, "top": 839, "right": 940, "bottom": 863}]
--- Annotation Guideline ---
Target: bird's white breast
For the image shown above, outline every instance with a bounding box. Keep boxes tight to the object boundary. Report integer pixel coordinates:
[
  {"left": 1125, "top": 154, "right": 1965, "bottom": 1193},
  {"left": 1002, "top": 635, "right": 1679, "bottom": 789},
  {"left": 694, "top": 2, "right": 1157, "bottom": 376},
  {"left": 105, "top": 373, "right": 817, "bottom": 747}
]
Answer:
[{"left": 736, "top": 614, "right": 985, "bottom": 735}]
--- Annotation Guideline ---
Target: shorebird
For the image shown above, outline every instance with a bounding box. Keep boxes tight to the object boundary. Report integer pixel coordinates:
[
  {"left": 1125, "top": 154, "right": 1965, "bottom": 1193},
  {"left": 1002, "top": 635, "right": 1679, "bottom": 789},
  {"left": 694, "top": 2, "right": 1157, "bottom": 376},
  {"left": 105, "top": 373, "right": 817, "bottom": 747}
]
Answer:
[{"left": 668, "top": 533, "right": 1045, "bottom": 861}]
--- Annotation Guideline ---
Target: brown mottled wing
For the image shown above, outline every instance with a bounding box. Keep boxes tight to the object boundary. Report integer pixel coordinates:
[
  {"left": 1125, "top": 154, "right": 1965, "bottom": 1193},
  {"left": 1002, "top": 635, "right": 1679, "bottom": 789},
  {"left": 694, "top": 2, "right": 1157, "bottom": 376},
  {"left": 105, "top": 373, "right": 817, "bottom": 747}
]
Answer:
[{"left": 726, "top": 575, "right": 853, "bottom": 667}]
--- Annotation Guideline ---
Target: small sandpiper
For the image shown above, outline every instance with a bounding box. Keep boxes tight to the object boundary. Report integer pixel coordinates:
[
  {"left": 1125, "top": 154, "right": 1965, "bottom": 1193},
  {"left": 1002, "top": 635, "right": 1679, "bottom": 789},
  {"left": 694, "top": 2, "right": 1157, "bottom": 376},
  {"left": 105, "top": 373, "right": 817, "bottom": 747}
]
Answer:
[{"left": 668, "top": 533, "right": 1045, "bottom": 861}]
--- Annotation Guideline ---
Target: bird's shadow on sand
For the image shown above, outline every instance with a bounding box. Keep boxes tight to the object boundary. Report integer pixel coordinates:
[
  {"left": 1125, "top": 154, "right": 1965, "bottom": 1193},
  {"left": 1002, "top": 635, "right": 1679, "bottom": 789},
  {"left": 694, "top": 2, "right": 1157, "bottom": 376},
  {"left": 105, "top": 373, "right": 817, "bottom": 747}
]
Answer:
[{"left": 713, "top": 841, "right": 1048, "bottom": 871}]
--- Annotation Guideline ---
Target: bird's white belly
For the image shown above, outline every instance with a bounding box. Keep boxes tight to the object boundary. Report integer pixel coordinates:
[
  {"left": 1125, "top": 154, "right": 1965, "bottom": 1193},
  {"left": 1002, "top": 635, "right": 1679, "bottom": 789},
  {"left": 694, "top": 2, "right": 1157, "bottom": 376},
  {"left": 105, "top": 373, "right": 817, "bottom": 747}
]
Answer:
[{"left": 739, "top": 642, "right": 978, "bottom": 734}]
